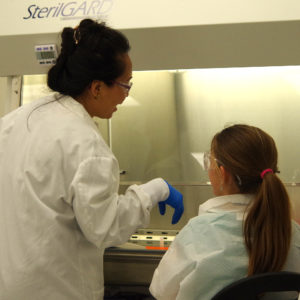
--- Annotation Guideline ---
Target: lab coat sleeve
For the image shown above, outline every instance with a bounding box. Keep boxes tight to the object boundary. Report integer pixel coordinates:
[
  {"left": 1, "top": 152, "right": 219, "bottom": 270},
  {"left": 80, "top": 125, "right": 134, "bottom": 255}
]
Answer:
[
  {"left": 71, "top": 156, "right": 169, "bottom": 249},
  {"left": 149, "top": 226, "right": 197, "bottom": 300}
]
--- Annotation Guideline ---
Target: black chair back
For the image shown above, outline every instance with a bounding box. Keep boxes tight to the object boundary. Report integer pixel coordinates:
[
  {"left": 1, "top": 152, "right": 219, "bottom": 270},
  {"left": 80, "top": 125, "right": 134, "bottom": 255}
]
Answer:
[{"left": 211, "top": 271, "right": 300, "bottom": 300}]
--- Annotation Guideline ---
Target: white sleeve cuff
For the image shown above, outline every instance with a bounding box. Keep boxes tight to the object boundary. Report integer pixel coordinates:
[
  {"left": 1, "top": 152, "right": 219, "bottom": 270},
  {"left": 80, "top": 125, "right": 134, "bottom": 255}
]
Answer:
[{"left": 140, "top": 178, "right": 170, "bottom": 206}]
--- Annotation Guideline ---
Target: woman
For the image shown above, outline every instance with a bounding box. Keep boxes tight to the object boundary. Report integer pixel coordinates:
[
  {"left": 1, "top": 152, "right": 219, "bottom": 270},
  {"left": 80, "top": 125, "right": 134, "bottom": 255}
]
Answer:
[
  {"left": 0, "top": 19, "right": 183, "bottom": 299},
  {"left": 150, "top": 124, "right": 300, "bottom": 300}
]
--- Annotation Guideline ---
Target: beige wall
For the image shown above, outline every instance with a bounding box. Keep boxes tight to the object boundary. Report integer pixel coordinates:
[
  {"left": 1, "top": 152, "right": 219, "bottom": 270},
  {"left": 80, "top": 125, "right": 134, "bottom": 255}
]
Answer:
[{"left": 3, "top": 0, "right": 300, "bottom": 37}]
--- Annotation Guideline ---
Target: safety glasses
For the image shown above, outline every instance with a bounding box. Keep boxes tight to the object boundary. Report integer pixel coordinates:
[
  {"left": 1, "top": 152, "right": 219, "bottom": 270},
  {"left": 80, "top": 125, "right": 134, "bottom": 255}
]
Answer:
[
  {"left": 203, "top": 151, "right": 221, "bottom": 171},
  {"left": 114, "top": 80, "right": 133, "bottom": 92},
  {"left": 204, "top": 151, "right": 242, "bottom": 186}
]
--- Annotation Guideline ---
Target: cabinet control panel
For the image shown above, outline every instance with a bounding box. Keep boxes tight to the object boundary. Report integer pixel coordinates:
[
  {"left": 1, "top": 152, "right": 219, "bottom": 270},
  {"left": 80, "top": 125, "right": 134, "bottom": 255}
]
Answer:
[{"left": 35, "top": 44, "right": 58, "bottom": 65}]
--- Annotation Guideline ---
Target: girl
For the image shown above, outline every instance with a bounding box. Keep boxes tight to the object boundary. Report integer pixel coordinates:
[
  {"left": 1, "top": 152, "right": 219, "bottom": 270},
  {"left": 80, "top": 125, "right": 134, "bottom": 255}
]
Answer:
[{"left": 150, "top": 124, "right": 300, "bottom": 300}]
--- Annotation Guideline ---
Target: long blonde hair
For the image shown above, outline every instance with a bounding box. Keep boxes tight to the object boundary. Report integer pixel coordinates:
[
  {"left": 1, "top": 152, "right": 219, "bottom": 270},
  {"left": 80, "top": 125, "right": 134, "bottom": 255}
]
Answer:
[{"left": 211, "top": 124, "right": 291, "bottom": 275}]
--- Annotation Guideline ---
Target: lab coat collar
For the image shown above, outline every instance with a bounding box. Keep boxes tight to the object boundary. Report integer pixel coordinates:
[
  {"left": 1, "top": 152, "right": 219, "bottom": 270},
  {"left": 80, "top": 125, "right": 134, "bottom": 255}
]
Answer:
[
  {"left": 198, "top": 194, "right": 254, "bottom": 217},
  {"left": 58, "top": 95, "right": 100, "bottom": 133}
]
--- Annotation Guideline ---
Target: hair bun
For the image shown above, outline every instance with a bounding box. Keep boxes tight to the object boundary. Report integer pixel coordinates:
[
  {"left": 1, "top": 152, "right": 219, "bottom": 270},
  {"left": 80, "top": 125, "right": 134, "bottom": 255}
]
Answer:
[
  {"left": 47, "top": 18, "right": 130, "bottom": 98},
  {"left": 60, "top": 27, "right": 77, "bottom": 56}
]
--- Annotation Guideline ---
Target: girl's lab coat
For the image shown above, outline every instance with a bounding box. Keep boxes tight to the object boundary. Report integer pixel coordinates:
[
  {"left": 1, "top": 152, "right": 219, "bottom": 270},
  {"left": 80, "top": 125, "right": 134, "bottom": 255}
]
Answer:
[
  {"left": 150, "top": 194, "right": 300, "bottom": 300},
  {"left": 0, "top": 95, "right": 169, "bottom": 300}
]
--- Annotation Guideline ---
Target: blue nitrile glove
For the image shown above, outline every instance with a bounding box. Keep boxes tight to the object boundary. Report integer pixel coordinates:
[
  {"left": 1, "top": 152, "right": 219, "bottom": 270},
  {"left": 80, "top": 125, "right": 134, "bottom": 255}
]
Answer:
[{"left": 158, "top": 181, "right": 184, "bottom": 224}]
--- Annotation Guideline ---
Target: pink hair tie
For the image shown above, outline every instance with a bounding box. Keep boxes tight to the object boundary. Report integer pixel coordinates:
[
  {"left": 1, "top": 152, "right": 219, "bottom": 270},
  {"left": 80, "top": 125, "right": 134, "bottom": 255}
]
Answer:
[{"left": 260, "top": 168, "right": 273, "bottom": 179}]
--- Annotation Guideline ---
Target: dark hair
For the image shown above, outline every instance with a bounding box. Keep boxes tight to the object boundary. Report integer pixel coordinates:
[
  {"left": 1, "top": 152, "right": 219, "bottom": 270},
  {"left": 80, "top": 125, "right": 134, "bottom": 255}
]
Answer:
[
  {"left": 211, "top": 124, "right": 291, "bottom": 276},
  {"left": 47, "top": 19, "right": 130, "bottom": 98}
]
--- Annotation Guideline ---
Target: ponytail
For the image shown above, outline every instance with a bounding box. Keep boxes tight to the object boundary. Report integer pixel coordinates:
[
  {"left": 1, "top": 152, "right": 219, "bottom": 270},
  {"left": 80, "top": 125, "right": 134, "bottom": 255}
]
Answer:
[{"left": 244, "top": 172, "right": 291, "bottom": 275}]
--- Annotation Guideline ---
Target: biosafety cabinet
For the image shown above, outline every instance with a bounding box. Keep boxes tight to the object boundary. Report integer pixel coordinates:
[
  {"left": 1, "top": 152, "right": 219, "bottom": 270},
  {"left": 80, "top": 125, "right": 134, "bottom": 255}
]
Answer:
[{"left": 1, "top": 0, "right": 300, "bottom": 298}]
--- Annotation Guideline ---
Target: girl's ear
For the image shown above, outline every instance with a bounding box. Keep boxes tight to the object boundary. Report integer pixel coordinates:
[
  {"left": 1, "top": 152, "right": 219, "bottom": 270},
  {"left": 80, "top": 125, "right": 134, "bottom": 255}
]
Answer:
[
  {"left": 220, "top": 165, "right": 239, "bottom": 193},
  {"left": 220, "top": 165, "right": 236, "bottom": 185},
  {"left": 219, "top": 165, "right": 227, "bottom": 185}
]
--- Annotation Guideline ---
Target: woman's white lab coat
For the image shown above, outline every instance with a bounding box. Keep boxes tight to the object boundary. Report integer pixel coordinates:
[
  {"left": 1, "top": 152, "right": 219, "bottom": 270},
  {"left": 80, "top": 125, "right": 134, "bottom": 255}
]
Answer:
[
  {"left": 150, "top": 194, "right": 300, "bottom": 300},
  {"left": 0, "top": 95, "right": 169, "bottom": 300}
]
